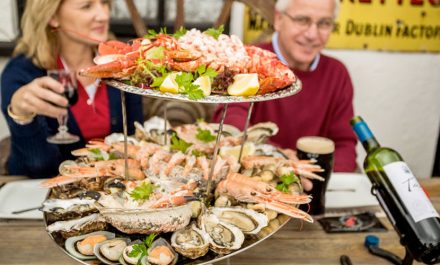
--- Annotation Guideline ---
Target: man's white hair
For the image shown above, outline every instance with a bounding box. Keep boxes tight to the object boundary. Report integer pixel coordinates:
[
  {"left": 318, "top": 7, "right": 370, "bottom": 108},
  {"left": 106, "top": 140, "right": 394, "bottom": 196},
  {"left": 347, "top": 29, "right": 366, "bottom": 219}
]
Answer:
[{"left": 275, "top": 0, "right": 340, "bottom": 18}]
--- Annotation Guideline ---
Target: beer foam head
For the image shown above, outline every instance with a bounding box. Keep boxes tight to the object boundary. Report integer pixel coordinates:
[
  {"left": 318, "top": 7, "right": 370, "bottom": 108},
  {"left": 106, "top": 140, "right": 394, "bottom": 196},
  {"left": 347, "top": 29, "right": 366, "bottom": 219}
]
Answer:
[{"left": 296, "top": 136, "right": 335, "bottom": 154}]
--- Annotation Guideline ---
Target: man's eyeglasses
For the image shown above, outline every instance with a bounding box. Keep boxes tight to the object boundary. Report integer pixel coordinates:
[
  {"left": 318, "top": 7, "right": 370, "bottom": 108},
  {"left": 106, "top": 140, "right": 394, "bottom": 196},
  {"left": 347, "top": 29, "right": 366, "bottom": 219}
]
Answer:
[{"left": 283, "top": 12, "right": 334, "bottom": 33}]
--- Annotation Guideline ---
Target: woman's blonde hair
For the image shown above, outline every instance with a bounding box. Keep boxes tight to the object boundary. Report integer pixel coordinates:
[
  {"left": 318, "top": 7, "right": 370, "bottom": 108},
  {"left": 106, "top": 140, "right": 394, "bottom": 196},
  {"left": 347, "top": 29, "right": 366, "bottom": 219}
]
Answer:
[{"left": 14, "top": 0, "right": 64, "bottom": 69}]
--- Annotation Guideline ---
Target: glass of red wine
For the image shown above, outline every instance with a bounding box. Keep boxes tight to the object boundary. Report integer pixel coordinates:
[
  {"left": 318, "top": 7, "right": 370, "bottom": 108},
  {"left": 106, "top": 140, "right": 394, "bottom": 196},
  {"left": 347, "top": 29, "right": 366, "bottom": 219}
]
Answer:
[{"left": 46, "top": 69, "right": 80, "bottom": 144}]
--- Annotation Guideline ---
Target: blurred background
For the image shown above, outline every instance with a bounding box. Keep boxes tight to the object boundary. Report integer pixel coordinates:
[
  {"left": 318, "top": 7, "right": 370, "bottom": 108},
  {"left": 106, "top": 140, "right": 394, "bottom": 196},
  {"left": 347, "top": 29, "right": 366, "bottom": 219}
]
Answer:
[{"left": 0, "top": 0, "right": 439, "bottom": 178}]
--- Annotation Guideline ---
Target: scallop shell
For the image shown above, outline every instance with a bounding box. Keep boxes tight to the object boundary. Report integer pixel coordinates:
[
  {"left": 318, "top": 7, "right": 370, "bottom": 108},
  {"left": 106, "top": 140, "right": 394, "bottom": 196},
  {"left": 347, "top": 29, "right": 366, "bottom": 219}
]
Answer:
[
  {"left": 65, "top": 231, "right": 115, "bottom": 260},
  {"left": 171, "top": 223, "right": 209, "bottom": 259}
]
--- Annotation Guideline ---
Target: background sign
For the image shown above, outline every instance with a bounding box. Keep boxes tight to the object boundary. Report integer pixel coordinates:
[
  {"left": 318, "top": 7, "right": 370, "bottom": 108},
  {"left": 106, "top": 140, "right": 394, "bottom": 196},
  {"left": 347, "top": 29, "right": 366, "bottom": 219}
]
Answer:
[
  {"left": 242, "top": 1, "right": 440, "bottom": 52},
  {"left": 325, "top": 0, "right": 440, "bottom": 52}
]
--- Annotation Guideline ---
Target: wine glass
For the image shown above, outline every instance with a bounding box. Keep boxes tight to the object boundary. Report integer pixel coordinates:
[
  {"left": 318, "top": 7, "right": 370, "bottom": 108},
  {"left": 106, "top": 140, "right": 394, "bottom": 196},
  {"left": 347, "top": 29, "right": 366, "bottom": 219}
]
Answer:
[{"left": 46, "top": 69, "right": 80, "bottom": 144}]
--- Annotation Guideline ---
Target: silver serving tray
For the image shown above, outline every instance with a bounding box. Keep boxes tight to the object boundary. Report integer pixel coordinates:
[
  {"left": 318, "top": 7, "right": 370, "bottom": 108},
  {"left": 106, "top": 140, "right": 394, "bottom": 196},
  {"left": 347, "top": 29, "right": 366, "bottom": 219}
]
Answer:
[
  {"left": 44, "top": 206, "right": 290, "bottom": 265},
  {"left": 106, "top": 79, "right": 302, "bottom": 104}
]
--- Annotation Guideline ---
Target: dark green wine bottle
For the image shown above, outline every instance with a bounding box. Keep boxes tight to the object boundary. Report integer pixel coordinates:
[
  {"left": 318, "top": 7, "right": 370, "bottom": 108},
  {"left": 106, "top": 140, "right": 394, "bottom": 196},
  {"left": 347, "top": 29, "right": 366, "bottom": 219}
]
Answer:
[{"left": 351, "top": 116, "right": 440, "bottom": 264}]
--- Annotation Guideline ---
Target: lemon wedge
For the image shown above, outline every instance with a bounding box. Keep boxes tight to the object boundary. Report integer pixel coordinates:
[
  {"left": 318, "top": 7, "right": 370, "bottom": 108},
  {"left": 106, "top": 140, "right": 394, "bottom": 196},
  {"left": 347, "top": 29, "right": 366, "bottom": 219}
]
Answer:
[
  {"left": 193, "top": 76, "right": 211, "bottom": 96},
  {"left": 219, "top": 142, "right": 256, "bottom": 160},
  {"left": 227, "top": 73, "right": 259, "bottom": 96},
  {"left": 159, "top": 72, "right": 180, "bottom": 94}
]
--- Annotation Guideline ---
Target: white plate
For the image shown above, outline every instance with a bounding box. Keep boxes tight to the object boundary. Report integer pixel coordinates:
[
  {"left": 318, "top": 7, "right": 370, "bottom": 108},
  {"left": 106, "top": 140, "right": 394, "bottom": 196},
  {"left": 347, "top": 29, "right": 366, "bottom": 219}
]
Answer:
[
  {"left": 325, "top": 173, "right": 379, "bottom": 208},
  {"left": 0, "top": 179, "right": 48, "bottom": 219}
]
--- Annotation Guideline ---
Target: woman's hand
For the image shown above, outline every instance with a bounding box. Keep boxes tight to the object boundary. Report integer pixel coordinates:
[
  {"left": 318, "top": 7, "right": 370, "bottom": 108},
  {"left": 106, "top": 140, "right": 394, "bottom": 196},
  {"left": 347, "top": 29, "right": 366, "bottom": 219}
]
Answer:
[{"left": 10, "top": 76, "right": 69, "bottom": 119}]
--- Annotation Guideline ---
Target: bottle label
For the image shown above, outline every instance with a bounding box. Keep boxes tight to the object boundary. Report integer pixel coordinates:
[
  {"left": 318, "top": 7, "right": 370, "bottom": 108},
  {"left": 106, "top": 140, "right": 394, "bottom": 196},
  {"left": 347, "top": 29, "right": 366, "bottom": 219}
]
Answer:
[{"left": 383, "top": 161, "right": 439, "bottom": 222}]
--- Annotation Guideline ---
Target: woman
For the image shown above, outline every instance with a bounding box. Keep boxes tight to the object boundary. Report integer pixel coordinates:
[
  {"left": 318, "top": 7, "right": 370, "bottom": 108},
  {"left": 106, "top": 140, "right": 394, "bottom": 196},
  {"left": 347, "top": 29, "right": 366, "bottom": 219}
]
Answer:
[{"left": 1, "top": 0, "right": 143, "bottom": 178}]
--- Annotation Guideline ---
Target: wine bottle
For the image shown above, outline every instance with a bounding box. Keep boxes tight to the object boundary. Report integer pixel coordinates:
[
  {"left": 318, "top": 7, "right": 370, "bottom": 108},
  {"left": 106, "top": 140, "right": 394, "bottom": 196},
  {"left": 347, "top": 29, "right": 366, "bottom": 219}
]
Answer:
[{"left": 351, "top": 116, "right": 440, "bottom": 264}]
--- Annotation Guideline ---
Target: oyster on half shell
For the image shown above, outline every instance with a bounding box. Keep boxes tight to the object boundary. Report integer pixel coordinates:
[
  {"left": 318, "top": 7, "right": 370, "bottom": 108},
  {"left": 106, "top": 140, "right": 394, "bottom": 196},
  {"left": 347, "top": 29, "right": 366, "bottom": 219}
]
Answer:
[
  {"left": 171, "top": 223, "right": 209, "bottom": 259},
  {"left": 199, "top": 213, "right": 244, "bottom": 254},
  {"left": 211, "top": 207, "right": 268, "bottom": 235}
]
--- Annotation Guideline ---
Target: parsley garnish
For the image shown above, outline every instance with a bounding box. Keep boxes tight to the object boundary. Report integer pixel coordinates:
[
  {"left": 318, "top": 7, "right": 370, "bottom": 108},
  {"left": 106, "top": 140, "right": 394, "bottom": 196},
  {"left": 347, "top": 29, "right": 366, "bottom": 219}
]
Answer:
[
  {"left": 144, "top": 27, "right": 168, "bottom": 38},
  {"left": 196, "top": 64, "right": 218, "bottom": 81},
  {"left": 170, "top": 134, "right": 192, "bottom": 153},
  {"left": 128, "top": 234, "right": 157, "bottom": 265},
  {"left": 196, "top": 128, "right": 216, "bottom": 143},
  {"left": 173, "top": 27, "right": 188, "bottom": 39},
  {"left": 203, "top": 25, "right": 224, "bottom": 39},
  {"left": 276, "top": 172, "right": 300, "bottom": 192},
  {"left": 129, "top": 182, "right": 156, "bottom": 201},
  {"left": 175, "top": 72, "right": 205, "bottom": 100}
]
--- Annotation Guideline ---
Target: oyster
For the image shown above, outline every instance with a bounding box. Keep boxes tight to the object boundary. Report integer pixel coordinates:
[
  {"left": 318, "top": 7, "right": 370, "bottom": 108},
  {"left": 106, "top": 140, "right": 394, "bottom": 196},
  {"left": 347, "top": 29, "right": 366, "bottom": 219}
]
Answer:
[
  {"left": 98, "top": 204, "right": 192, "bottom": 234},
  {"left": 211, "top": 207, "right": 268, "bottom": 235},
  {"left": 65, "top": 231, "right": 115, "bottom": 260},
  {"left": 94, "top": 238, "right": 131, "bottom": 265},
  {"left": 171, "top": 223, "right": 209, "bottom": 259},
  {"left": 46, "top": 213, "right": 107, "bottom": 239},
  {"left": 42, "top": 197, "right": 98, "bottom": 222},
  {"left": 104, "top": 132, "right": 139, "bottom": 146},
  {"left": 199, "top": 213, "right": 245, "bottom": 254},
  {"left": 148, "top": 238, "right": 177, "bottom": 265},
  {"left": 135, "top": 116, "right": 171, "bottom": 144},
  {"left": 244, "top": 122, "right": 279, "bottom": 144},
  {"left": 209, "top": 123, "right": 241, "bottom": 137}
]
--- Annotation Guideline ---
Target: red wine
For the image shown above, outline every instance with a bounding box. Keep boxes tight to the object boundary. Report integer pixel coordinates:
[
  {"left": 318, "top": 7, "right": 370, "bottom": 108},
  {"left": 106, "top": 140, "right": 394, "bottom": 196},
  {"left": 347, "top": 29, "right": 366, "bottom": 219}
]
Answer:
[
  {"left": 64, "top": 82, "right": 78, "bottom": 106},
  {"left": 351, "top": 116, "right": 440, "bottom": 264}
]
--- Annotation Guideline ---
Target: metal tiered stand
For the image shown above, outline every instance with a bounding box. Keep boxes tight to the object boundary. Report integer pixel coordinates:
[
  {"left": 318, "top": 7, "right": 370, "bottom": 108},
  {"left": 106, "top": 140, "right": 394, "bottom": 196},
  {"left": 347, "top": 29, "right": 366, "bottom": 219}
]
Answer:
[{"left": 44, "top": 79, "right": 302, "bottom": 265}]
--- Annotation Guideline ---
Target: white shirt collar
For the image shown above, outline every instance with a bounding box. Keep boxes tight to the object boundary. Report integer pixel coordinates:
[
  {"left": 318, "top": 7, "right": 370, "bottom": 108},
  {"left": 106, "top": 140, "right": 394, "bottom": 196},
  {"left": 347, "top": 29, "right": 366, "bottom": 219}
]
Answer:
[{"left": 272, "top": 32, "right": 320, "bottom": 71}]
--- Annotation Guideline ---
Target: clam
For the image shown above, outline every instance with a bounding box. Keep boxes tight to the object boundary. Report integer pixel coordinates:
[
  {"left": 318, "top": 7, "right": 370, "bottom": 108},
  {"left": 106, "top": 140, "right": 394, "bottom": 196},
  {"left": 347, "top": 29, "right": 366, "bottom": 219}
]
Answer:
[
  {"left": 65, "top": 231, "right": 115, "bottom": 260},
  {"left": 171, "top": 223, "right": 209, "bottom": 259},
  {"left": 94, "top": 238, "right": 131, "bottom": 265},
  {"left": 148, "top": 238, "right": 178, "bottom": 265},
  {"left": 211, "top": 207, "right": 268, "bottom": 235},
  {"left": 199, "top": 213, "right": 245, "bottom": 254}
]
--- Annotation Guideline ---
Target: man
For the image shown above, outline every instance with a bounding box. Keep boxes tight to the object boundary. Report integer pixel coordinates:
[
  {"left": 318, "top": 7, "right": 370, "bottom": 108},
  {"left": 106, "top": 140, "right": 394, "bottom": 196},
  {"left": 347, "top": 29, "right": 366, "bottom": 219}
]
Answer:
[{"left": 213, "top": 0, "right": 357, "bottom": 172}]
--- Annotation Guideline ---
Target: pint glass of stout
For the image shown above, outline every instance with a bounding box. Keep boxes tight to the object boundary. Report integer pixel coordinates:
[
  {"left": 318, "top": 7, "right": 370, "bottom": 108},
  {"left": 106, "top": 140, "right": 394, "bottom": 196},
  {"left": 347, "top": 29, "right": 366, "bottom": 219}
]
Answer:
[{"left": 296, "top": 136, "right": 335, "bottom": 216}]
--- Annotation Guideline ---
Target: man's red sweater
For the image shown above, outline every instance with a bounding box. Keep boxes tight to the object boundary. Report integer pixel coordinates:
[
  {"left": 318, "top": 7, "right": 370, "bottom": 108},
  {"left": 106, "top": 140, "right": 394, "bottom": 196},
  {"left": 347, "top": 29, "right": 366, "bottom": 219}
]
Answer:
[{"left": 213, "top": 43, "right": 357, "bottom": 172}]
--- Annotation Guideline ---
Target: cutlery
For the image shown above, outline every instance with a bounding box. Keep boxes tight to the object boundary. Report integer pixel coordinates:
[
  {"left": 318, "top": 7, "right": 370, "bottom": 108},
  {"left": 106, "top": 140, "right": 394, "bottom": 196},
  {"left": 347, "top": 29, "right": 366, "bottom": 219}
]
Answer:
[{"left": 11, "top": 206, "right": 42, "bottom": 215}]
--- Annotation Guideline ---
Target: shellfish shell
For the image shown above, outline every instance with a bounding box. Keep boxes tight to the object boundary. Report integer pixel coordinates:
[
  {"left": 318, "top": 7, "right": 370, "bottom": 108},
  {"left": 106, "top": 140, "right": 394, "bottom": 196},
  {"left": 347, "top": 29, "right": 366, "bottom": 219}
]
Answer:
[
  {"left": 171, "top": 223, "right": 209, "bottom": 259},
  {"left": 65, "top": 231, "right": 115, "bottom": 260},
  {"left": 211, "top": 207, "right": 268, "bottom": 235}
]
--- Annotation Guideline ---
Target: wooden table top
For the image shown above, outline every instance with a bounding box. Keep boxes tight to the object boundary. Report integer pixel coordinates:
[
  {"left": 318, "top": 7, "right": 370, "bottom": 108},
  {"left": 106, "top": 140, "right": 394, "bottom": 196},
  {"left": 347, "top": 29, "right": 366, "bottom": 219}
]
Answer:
[{"left": 0, "top": 176, "right": 439, "bottom": 265}]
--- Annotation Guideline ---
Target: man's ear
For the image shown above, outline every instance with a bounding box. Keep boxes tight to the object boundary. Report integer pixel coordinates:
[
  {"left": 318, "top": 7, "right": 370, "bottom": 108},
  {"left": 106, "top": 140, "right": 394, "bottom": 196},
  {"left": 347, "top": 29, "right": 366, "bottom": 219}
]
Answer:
[{"left": 273, "top": 10, "right": 283, "bottom": 32}]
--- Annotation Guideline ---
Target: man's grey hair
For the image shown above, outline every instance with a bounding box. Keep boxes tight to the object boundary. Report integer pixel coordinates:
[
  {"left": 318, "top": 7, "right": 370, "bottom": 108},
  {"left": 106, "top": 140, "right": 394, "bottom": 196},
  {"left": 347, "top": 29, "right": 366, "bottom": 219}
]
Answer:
[{"left": 275, "top": 0, "right": 340, "bottom": 18}]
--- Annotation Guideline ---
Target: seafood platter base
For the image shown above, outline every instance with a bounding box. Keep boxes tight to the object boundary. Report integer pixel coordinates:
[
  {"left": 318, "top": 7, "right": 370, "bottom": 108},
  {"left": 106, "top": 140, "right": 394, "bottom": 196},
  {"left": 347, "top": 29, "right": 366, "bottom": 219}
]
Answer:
[
  {"left": 106, "top": 79, "right": 302, "bottom": 104},
  {"left": 44, "top": 209, "right": 290, "bottom": 265}
]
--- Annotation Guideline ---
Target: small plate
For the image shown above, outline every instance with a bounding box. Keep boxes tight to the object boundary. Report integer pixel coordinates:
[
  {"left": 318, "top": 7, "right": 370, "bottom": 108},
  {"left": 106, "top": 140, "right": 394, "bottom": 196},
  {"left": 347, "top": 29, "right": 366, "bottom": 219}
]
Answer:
[
  {"left": 325, "top": 173, "right": 379, "bottom": 209},
  {"left": 0, "top": 179, "right": 48, "bottom": 219}
]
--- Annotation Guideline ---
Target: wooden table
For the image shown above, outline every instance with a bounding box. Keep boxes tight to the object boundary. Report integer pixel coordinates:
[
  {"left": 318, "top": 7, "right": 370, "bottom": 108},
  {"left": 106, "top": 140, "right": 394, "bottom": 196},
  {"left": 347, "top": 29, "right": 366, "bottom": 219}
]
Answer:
[{"left": 0, "top": 176, "right": 439, "bottom": 265}]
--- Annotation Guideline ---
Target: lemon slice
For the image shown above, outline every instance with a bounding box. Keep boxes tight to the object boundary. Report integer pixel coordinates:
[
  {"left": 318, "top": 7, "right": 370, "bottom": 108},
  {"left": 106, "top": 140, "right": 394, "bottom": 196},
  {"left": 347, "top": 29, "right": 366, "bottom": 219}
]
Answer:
[
  {"left": 159, "top": 72, "right": 180, "bottom": 94},
  {"left": 193, "top": 76, "right": 211, "bottom": 96},
  {"left": 227, "top": 73, "right": 259, "bottom": 96},
  {"left": 219, "top": 142, "right": 256, "bottom": 160}
]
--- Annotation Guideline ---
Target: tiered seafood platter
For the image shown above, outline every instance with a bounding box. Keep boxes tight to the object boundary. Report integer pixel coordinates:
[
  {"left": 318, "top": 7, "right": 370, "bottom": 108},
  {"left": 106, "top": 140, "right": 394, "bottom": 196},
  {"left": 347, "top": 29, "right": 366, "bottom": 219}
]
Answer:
[
  {"left": 42, "top": 119, "right": 323, "bottom": 265},
  {"left": 41, "top": 27, "right": 321, "bottom": 265}
]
